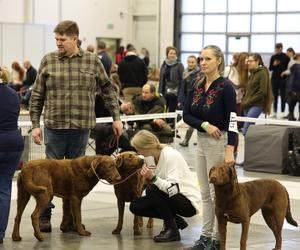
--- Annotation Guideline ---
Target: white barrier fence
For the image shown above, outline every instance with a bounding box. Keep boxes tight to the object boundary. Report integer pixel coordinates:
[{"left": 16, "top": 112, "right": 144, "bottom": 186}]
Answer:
[{"left": 18, "top": 111, "right": 300, "bottom": 162}]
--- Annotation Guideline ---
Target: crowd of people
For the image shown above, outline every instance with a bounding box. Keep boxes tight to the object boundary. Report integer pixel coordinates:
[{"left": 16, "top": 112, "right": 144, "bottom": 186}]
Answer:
[{"left": 1, "top": 18, "right": 300, "bottom": 250}]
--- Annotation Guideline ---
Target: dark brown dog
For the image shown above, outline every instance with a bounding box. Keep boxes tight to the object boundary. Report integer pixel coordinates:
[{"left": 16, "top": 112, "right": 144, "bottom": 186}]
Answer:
[
  {"left": 112, "top": 151, "right": 153, "bottom": 235},
  {"left": 209, "top": 163, "right": 298, "bottom": 250},
  {"left": 12, "top": 155, "right": 121, "bottom": 242}
]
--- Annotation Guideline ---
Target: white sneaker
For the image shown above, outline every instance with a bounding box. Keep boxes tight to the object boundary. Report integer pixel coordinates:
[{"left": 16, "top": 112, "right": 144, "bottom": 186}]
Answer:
[{"left": 270, "top": 113, "right": 277, "bottom": 119}]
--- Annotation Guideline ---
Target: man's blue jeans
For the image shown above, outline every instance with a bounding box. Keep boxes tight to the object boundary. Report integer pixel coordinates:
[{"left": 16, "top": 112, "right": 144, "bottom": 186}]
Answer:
[
  {"left": 242, "top": 106, "right": 263, "bottom": 136},
  {"left": 0, "top": 151, "right": 23, "bottom": 240},
  {"left": 40, "top": 128, "right": 89, "bottom": 220}
]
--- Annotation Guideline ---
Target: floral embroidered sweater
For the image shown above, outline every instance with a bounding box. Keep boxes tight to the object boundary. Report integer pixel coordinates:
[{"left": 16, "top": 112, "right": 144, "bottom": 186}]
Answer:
[{"left": 183, "top": 77, "right": 237, "bottom": 145}]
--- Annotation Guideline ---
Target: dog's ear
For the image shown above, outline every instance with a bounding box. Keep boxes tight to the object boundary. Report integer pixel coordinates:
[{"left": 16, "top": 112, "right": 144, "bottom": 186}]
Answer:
[
  {"left": 116, "top": 155, "right": 123, "bottom": 169},
  {"left": 228, "top": 165, "right": 237, "bottom": 181},
  {"left": 209, "top": 166, "right": 216, "bottom": 178}
]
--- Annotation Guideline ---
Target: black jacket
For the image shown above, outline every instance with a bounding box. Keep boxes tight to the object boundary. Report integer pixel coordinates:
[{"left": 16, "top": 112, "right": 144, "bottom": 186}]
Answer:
[{"left": 118, "top": 55, "right": 148, "bottom": 88}]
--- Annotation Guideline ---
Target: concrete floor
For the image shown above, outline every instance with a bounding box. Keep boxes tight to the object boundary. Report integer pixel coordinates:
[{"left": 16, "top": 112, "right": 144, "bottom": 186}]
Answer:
[{"left": 1, "top": 128, "right": 300, "bottom": 250}]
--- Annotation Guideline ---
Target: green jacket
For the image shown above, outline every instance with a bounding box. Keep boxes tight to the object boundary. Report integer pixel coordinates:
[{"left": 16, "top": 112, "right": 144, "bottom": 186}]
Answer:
[{"left": 242, "top": 66, "right": 270, "bottom": 110}]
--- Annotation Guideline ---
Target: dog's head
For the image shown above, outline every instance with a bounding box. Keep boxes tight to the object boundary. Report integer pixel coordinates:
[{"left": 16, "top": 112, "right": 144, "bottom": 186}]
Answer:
[
  {"left": 87, "top": 155, "right": 121, "bottom": 184},
  {"left": 115, "top": 151, "right": 144, "bottom": 176},
  {"left": 209, "top": 162, "right": 237, "bottom": 186}
]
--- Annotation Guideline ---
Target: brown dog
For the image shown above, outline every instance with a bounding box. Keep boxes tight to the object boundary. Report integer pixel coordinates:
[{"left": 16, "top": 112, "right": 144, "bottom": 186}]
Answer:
[
  {"left": 209, "top": 163, "right": 298, "bottom": 250},
  {"left": 12, "top": 155, "right": 121, "bottom": 242},
  {"left": 112, "top": 151, "right": 153, "bottom": 235}
]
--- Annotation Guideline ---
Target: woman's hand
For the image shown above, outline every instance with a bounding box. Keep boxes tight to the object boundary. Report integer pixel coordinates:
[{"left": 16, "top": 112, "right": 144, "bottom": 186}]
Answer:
[
  {"left": 225, "top": 145, "right": 235, "bottom": 164},
  {"left": 206, "top": 124, "right": 222, "bottom": 140},
  {"left": 140, "top": 164, "right": 155, "bottom": 180}
]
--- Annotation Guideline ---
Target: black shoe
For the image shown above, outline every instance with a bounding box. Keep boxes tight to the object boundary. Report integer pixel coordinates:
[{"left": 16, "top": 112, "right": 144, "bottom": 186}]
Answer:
[
  {"left": 179, "top": 141, "right": 189, "bottom": 147},
  {"left": 211, "top": 239, "right": 220, "bottom": 250},
  {"left": 175, "top": 215, "right": 188, "bottom": 230},
  {"left": 39, "top": 218, "right": 52, "bottom": 232},
  {"left": 236, "top": 161, "right": 244, "bottom": 166},
  {"left": 184, "top": 235, "right": 212, "bottom": 250},
  {"left": 0, "top": 239, "right": 3, "bottom": 244},
  {"left": 153, "top": 228, "right": 181, "bottom": 242},
  {"left": 287, "top": 114, "right": 296, "bottom": 121}
]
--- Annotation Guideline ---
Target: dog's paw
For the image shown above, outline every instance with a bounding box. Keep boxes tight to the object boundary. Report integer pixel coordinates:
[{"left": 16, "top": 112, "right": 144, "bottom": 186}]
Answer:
[
  {"left": 78, "top": 230, "right": 91, "bottom": 236},
  {"left": 12, "top": 235, "right": 22, "bottom": 241},
  {"left": 34, "top": 233, "right": 44, "bottom": 242},
  {"left": 112, "top": 228, "right": 121, "bottom": 234}
]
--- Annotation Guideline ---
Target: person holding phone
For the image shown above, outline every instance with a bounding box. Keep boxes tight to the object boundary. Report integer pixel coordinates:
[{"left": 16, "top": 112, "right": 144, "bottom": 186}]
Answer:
[{"left": 129, "top": 130, "right": 200, "bottom": 243}]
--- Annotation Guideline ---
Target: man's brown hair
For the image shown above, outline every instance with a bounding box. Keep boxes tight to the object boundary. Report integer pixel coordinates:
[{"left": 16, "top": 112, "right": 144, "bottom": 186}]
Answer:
[{"left": 54, "top": 20, "right": 79, "bottom": 36}]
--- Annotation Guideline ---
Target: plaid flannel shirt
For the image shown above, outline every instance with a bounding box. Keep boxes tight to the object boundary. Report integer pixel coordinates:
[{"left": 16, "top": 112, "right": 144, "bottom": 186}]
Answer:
[{"left": 30, "top": 48, "right": 120, "bottom": 129}]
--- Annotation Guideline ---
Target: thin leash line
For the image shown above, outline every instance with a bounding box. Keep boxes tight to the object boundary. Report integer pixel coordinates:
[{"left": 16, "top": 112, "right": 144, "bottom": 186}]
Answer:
[{"left": 90, "top": 159, "right": 143, "bottom": 186}]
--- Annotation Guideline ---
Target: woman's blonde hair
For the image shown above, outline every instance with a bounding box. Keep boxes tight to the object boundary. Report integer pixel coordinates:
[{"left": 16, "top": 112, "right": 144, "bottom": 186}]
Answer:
[
  {"left": 0, "top": 67, "right": 10, "bottom": 82},
  {"left": 131, "top": 130, "right": 165, "bottom": 151}
]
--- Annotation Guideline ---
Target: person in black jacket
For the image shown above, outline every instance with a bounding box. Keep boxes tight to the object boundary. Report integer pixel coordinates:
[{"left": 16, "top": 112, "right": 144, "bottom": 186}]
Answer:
[
  {"left": 269, "top": 43, "right": 290, "bottom": 117},
  {"left": 20, "top": 60, "right": 37, "bottom": 108},
  {"left": 118, "top": 46, "right": 148, "bottom": 102}
]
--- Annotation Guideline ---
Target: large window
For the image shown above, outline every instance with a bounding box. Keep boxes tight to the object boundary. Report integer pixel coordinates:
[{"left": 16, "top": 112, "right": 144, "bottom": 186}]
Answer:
[{"left": 177, "top": 0, "right": 300, "bottom": 66}]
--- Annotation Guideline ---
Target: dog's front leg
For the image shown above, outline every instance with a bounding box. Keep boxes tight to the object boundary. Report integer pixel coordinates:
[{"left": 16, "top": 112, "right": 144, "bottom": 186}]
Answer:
[
  {"left": 217, "top": 215, "right": 228, "bottom": 250},
  {"left": 112, "top": 199, "right": 125, "bottom": 234},
  {"left": 240, "top": 220, "right": 250, "bottom": 250},
  {"left": 70, "top": 197, "right": 91, "bottom": 236}
]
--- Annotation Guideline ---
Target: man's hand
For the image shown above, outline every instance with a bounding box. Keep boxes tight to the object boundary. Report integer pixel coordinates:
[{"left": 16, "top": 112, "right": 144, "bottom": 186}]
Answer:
[
  {"left": 112, "top": 120, "right": 123, "bottom": 136},
  {"left": 32, "top": 128, "right": 42, "bottom": 145},
  {"left": 273, "top": 59, "right": 280, "bottom": 66},
  {"left": 153, "top": 118, "right": 166, "bottom": 128},
  {"left": 120, "top": 102, "right": 134, "bottom": 115}
]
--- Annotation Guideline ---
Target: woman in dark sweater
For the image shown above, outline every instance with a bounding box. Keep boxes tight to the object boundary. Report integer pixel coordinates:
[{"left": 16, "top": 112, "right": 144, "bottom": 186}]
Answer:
[
  {"left": 183, "top": 45, "right": 237, "bottom": 250},
  {"left": 0, "top": 67, "right": 24, "bottom": 244}
]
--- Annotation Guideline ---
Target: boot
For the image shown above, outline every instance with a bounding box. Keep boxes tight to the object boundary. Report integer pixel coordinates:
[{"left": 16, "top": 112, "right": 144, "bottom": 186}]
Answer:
[
  {"left": 179, "top": 127, "right": 194, "bottom": 147},
  {"left": 175, "top": 215, "right": 188, "bottom": 230},
  {"left": 153, "top": 218, "right": 180, "bottom": 242}
]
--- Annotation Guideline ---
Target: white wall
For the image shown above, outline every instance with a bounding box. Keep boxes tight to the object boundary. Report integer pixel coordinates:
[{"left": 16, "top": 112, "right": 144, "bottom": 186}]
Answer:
[{"left": 0, "top": 0, "right": 175, "bottom": 69}]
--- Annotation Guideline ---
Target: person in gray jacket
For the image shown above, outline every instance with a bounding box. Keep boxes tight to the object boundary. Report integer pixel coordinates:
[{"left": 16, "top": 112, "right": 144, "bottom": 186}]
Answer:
[{"left": 159, "top": 46, "right": 184, "bottom": 115}]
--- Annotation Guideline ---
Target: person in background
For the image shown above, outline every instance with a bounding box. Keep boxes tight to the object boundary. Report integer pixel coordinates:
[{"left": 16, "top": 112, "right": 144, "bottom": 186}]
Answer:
[
  {"left": 97, "top": 41, "right": 112, "bottom": 77},
  {"left": 223, "top": 52, "right": 249, "bottom": 157},
  {"left": 281, "top": 47, "right": 297, "bottom": 120},
  {"left": 287, "top": 53, "right": 300, "bottom": 121},
  {"left": 86, "top": 44, "right": 95, "bottom": 53},
  {"left": 9, "top": 61, "right": 25, "bottom": 91},
  {"left": 20, "top": 60, "right": 37, "bottom": 108},
  {"left": 179, "top": 55, "right": 201, "bottom": 147},
  {"left": 130, "top": 130, "right": 200, "bottom": 243},
  {"left": 183, "top": 45, "right": 237, "bottom": 250},
  {"left": 140, "top": 47, "right": 150, "bottom": 68},
  {"left": 115, "top": 46, "right": 125, "bottom": 65},
  {"left": 118, "top": 45, "right": 148, "bottom": 102},
  {"left": 159, "top": 46, "right": 184, "bottom": 115},
  {"left": 242, "top": 53, "right": 273, "bottom": 136},
  {"left": 0, "top": 67, "right": 24, "bottom": 244},
  {"left": 269, "top": 43, "right": 290, "bottom": 118},
  {"left": 30, "top": 20, "right": 122, "bottom": 232}
]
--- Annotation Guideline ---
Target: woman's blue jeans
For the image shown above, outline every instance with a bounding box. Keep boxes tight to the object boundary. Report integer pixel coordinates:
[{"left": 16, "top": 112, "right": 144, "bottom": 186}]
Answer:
[
  {"left": 0, "top": 151, "right": 23, "bottom": 240},
  {"left": 242, "top": 106, "right": 263, "bottom": 136}
]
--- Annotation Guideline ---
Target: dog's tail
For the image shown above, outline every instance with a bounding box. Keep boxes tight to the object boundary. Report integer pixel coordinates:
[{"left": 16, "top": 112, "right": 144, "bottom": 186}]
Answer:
[
  {"left": 285, "top": 190, "right": 298, "bottom": 227},
  {"left": 20, "top": 169, "right": 47, "bottom": 195}
]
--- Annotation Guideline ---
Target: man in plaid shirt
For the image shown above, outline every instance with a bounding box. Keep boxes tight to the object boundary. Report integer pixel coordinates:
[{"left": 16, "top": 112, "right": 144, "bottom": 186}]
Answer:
[{"left": 29, "top": 20, "right": 123, "bottom": 232}]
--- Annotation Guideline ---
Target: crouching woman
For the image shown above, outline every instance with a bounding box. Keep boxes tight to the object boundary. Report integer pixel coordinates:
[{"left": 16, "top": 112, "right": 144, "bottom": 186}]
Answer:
[{"left": 129, "top": 130, "right": 200, "bottom": 242}]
